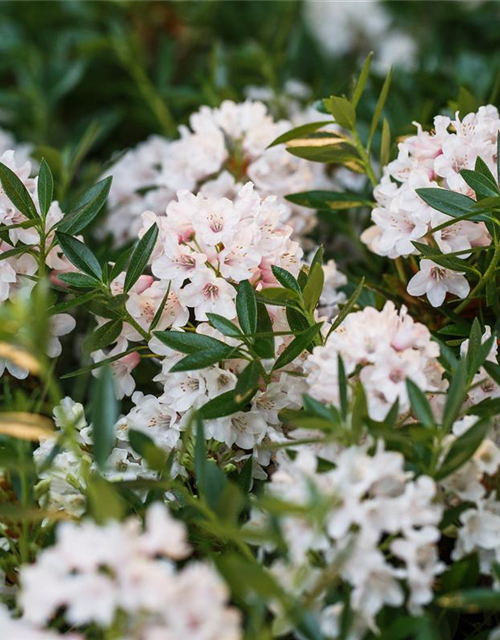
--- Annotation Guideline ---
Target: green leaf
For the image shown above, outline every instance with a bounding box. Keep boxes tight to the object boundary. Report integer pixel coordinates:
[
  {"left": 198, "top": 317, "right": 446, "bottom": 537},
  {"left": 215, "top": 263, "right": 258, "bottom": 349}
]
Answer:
[
  {"left": 411, "top": 242, "right": 478, "bottom": 274},
  {"left": 123, "top": 223, "right": 158, "bottom": 293},
  {"left": 253, "top": 303, "right": 274, "bottom": 359},
  {"left": 236, "top": 280, "right": 257, "bottom": 336},
  {"left": 198, "top": 391, "right": 252, "bottom": 420},
  {"left": 368, "top": 67, "right": 392, "bottom": 150},
  {"left": 460, "top": 169, "right": 499, "bottom": 200},
  {"left": 268, "top": 120, "right": 332, "bottom": 148},
  {"left": 37, "top": 159, "right": 53, "bottom": 218},
  {"left": 256, "top": 287, "right": 301, "bottom": 307},
  {"left": 287, "top": 133, "right": 363, "bottom": 169},
  {"left": 442, "top": 359, "right": 468, "bottom": 433},
  {"left": 0, "top": 161, "right": 38, "bottom": 220},
  {"left": 416, "top": 188, "right": 485, "bottom": 221},
  {"left": 206, "top": 313, "right": 243, "bottom": 338},
  {"left": 61, "top": 347, "right": 142, "bottom": 379},
  {"left": 234, "top": 360, "right": 261, "bottom": 404},
  {"left": 128, "top": 430, "right": 168, "bottom": 472},
  {"left": 109, "top": 245, "right": 134, "bottom": 282},
  {"left": 323, "top": 95, "right": 356, "bottom": 130},
  {"left": 327, "top": 278, "right": 364, "bottom": 337},
  {"left": 194, "top": 416, "right": 228, "bottom": 511},
  {"left": 169, "top": 345, "right": 235, "bottom": 372},
  {"left": 338, "top": 355, "right": 348, "bottom": 419},
  {"left": 57, "top": 272, "right": 99, "bottom": 289},
  {"left": 380, "top": 118, "right": 391, "bottom": 168},
  {"left": 271, "top": 265, "right": 301, "bottom": 294},
  {"left": 303, "top": 262, "right": 325, "bottom": 312},
  {"left": 285, "top": 190, "right": 372, "bottom": 211},
  {"left": 475, "top": 156, "right": 498, "bottom": 188},
  {"left": 483, "top": 360, "right": 500, "bottom": 387},
  {"left": 55, "top": 232, "right": 102, "bottom": 280},
  {"left": 58, "top": 177, "right": 113, "bottom": 235},
  {"left": 154, "top": 330, "right": 232, "bottom": 354},
  {"left": 438, "top": 588, "right": 500, "bottom": 611},
  {"left": 406, "top": 379, "right": 435, "bottom": 429},
  {"left": 87, "top": 474, "right": 125, "bottom": 524},
  {"left": 50, "top": 290, "right": 99, "bottom": 315},
  {"left": 436, "top": 418, "right": 490, "bottom": 480},
  {"left": 352, "top": 52, "right": 372, "bottom": 108},
  {"left": 91, "top": 365, "right": 118, "bottom": 472},
  {"left": 273, "top": 323, "right": 323, "bottom": 371},
  {"left": 83, "top": 319, "right": 122, "bottom": 355}
]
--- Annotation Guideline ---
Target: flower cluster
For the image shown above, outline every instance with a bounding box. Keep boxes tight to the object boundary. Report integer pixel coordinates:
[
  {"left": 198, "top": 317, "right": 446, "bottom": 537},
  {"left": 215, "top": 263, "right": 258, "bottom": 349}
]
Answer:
[
  {"left": 363, "top": 106, "right": 498, "bottom": 306},
  {"left": 249, "top": 445, "right": 443, "bottom": 636},
  {"left": 304, "top": 301, "right": 444, "bottom": 420},
  {"left": 104, "top": 99, "right": 330, "bottom": 243},
  {"left": 6, "top": 503, "right": 241, "bottom": 640}
]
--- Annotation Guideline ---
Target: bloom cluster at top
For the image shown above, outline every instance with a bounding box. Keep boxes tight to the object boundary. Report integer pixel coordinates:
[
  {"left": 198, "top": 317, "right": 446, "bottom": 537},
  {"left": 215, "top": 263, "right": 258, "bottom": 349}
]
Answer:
[
  {"left": 15, "top": 503, "right": 241, "bottom": 640},
  {"left": 362, "top": 105, "right": 498, "bottom": 305},
  {"left": 304, "top": 0, "right": 416, "bottom": 71},
  {"left": 249, "top": 445, "right": 443, "bottom": 636},
  {"left": 104, "top": 99, "right": 330, "bottom": 243},
  {"left": 304, "top": 301, "right": 444, "bottom": 420}
]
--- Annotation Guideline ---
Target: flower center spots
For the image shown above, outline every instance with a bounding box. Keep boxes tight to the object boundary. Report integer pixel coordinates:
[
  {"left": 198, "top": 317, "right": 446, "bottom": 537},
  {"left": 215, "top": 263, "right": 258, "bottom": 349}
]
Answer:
[{"left": 202, "top": 283, "right": 219, "bottom": 300}]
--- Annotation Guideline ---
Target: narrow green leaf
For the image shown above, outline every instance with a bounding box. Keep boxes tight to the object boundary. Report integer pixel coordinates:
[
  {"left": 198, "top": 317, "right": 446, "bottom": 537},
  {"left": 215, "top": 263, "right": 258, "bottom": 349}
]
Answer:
[
  {"left": 154, "top": 330, "right": 231, "bottom": 355},
  {"left": 303, "top": 262, "right": 325, "bottom": 312},
  {"left": 128, "top": 430, "right": 167, "bottom": 472},
  {"left": 380, "top": 118, "right": 391, "bottom": 168},
  {"left": 91, "top": 365, "right": 118, "bottom": 472},
  {"left": 123, "top": 223, "right": 158, "bottom": 293},
  {"left": 273, "top": 323, "right": 323, "bottom": 371},
  {"left": 87, "top": 474, "right": 125, "bottom": 524},
  {"left": 439, "top": 587, "right": 500, "bottom": 611},
  {"left": 285, "top": 190, "right": 372, "bottom": 211},
  {"left": 272, "top": 265, "right": 301, "bottom": 293},
  {"left": 416, "top": 188, "right": 484, "bottom": 220},
  {"left": 352, "top": 52, "right": 372, "bottom": 108},
  {"left": 0, "top": 161, "right": 38, "bottom": 220},
  {"left": 236, "top": 280, "right": 257, "bottom": 336},
  {"left": 406, "top": 379, "right": 435, "bottom": 429},
  {"left": 207, "top": 313, "right": 243, "bottom": 338},
  {"left": 368, "top": 67, "right": 392, "bottom": 150},
  {"left": 436, "top": 419, "right": 491, "bottom": 480},
  {"left": 58, "top": 177, "right": 113, "bottom": 235},
  {"left": 198, "top": 391, "right": 251, "bottom": 419},
  {"left": 37, "top": 159, "right": 53, "bottom": 218},
  {"left": 253, "top": 303, "right": 274, "bottom": 359},
  {"left": 169, "top": 345, "right": 235, "bottom": 372},
  {"left": 234, "top": 360, "right": 261, "bottom": 404},
  {"left": 57, "top": 272, "right": 99, "bottom": 289},
  {"left": 442, "top": 359, "right": 468, "bottom": 432},
  {"left": 268, "top": 120, "right": 332, "bottom": 148},
  {"left": 109, "top": 245, "right": 134, "bottom": 282},
  {"left": 83, "top": 319, "right": 122, "bottom": 356},
  {"left": 61, "top": 347, "right": 142, "bottom": 379},
  {"left": 460, "top": 169, "right": 499, "bottom": 199},
  {"left": 55, "top": 232, "right": 102, "bottom": 280},
  {"left": 327, "top": 278, "right": 364, "bottom": 337}
]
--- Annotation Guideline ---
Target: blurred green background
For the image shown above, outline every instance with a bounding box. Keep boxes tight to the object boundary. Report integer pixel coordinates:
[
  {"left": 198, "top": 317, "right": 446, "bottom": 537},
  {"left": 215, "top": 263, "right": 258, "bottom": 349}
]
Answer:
[{"left": 0, "top": 0, "right": 499, "bottom": 166}]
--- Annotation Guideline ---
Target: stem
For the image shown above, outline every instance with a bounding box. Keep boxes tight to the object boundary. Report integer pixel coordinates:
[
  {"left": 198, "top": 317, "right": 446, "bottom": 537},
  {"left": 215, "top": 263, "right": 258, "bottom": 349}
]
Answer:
[
  {"left": 455, "top": 242, "right": 500, "bottom": 314},
  {"left": 352, "top": 128, "right": 377, "bottom": 187}
]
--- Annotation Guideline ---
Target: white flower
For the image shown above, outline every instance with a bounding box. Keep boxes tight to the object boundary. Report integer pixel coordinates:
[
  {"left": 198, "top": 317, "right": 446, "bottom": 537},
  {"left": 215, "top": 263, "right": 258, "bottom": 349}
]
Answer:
[
  {"left": 47, "top": 313, "right": 76, "bottom": 358},
  {"left": 180, "top": 268, "right": 237, "bottom": 321},
  {"left": 205, "top": 411, "right": 268, "bottom": 449},
  {"left": 92, "top": 343, "right": 140, "bottom": 399},
  {"left": 407, "top": 259, "right": 470, "bottom": 307}
]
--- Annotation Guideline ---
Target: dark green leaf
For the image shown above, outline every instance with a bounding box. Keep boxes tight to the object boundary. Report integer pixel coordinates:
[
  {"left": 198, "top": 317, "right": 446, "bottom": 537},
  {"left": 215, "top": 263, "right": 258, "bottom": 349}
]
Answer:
[
  {"left": 207, "top": 313, "right": 243, "bottom": 338},
  {"left": 91, "top": 365, "right": 118, "bottom": 472},
  {"left": 198, "top": 391, "right": 252, "bottom": 420},
  {"left": 380, "top": 118, "right": 391, "bottom": 168},
  {"left": 58, "top": 177, "right": 113, "bottom": 235},
  {"left": 169, "top": 345, "right": 235, "bottom": 372},
  {"left": 37, "top": 158, "right": 53, "bottom": 218},
  {"left": 406, "top": 379, "right": 435, "bottom": 429},
  {"left": 460, "top": 169, "right": 499, "bottom": 200},
  {"left": 83, "top": 319, "right": 122, "bottom": 355},
  {"left": 273, "top": 323, "right": 323, "bottom": 371},
  {"left": 57, "top": 272, "right": 99, "bottom": 289},
  {"left": 271, "top": 265, "right": 301, "bottom": 294},
  {"left": 55, "top": 232, "right": 102, "bottom": 280},
  {"left": 438, "top": 588, "right": 500, "bottom": 612},
  {"left": 253, "top": 303, "right": 274, "bottom": 359},
  {"left": 436, "top": 418, "right": 490, "bottom": 480},
  {"left": 154, "top": 330, "right": 231, "bottom": 354},
  {"left": 236, "top": 280, "right": 257, "bottom": 336},
  {"left": 286, "top": 190, "right": 372, "bottom": 211},
  {"left": 234, "top": 360, "right": 261, "bottom": 404},
  {"left": 123, "top": 223, "right": 158, "bottom": 293},
  {"left": 442, "top": 359, "right": 468, "bottom": 432},
  {"left": 416, "top": 188, "right": 486, "bottom": 221},
  {"left": 128, "top": 430, "right": 167, "bottom": 472},
  {"left": 0, "top": 161, "right": 38, "bottom": 220}
]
